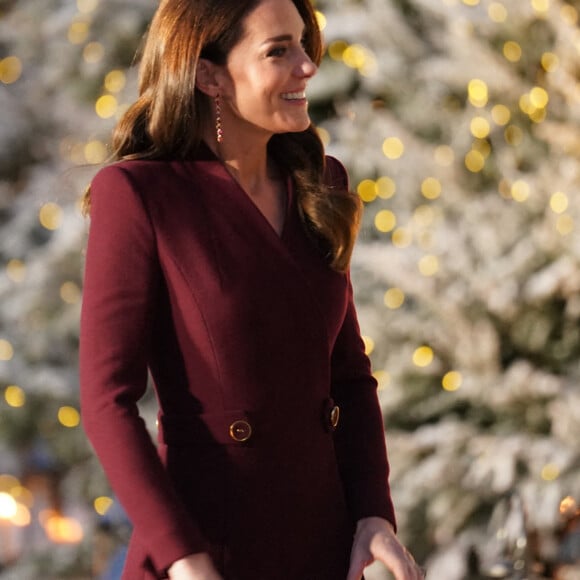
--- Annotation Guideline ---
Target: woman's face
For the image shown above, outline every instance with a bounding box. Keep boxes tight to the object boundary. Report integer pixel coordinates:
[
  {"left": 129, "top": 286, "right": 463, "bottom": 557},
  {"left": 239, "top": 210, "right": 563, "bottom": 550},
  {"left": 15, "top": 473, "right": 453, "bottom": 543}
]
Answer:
[{"left": 217, "top": 0, "right": 317, "bottom": 141}]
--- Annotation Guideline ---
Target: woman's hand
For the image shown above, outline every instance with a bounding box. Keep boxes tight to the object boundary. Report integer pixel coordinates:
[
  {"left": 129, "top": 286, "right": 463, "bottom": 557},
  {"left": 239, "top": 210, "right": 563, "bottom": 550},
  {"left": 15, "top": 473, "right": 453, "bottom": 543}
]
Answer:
[
  {"left": 167, "top": 552, "right": 223, "bottom": 580},
  {"left": 347, "top": 517, "right": 426, "bottom": 580}
]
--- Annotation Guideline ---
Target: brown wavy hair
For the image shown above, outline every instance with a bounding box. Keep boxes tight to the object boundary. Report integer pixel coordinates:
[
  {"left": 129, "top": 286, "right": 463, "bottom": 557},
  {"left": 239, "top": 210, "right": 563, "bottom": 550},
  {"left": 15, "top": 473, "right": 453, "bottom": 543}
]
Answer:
[{"left": 85, "top": 0, "right": 361, "bottom": 271}]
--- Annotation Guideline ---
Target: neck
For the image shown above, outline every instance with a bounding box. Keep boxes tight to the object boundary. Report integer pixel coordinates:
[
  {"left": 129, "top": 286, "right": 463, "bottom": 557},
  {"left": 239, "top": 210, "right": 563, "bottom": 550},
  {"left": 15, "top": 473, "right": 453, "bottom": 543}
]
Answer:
[{"left": 204, "top": 129, "right": 278, "bottom": 193}]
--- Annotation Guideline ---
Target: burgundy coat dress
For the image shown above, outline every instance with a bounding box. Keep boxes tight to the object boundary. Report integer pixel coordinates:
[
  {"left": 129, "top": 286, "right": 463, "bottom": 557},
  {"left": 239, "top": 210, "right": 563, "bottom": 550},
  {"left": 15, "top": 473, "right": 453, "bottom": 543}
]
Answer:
[{"left": 79, "top": 144, "right": 395, "bottom": 580}]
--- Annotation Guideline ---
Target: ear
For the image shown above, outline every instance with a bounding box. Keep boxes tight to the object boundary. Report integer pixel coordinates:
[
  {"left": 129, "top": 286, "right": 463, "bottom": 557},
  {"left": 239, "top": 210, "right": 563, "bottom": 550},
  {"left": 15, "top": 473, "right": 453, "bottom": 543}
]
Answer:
[{"left": 195, "top": 58, "right": 222, "bottom": 97}]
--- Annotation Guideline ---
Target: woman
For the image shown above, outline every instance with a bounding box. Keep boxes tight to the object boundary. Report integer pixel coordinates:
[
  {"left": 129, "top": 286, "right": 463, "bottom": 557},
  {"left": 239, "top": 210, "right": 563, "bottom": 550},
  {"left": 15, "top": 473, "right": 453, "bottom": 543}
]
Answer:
[{"left": 79, "top": 0, "right": 424, "bottom": 578}]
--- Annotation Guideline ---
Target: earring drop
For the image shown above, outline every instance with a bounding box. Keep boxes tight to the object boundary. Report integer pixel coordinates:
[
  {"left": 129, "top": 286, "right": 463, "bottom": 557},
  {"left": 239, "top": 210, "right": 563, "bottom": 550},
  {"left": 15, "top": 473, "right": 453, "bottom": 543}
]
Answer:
[{"left": 215, "top": 94, "right": 223, "bottom": 144}]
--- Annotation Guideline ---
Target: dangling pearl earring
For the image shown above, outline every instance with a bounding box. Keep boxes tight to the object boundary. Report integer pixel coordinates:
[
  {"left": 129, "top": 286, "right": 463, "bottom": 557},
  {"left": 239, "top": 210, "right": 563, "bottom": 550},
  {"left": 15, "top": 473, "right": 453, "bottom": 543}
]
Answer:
[{"left": 215, "top": 94, "right": 223, "bottom": 144}]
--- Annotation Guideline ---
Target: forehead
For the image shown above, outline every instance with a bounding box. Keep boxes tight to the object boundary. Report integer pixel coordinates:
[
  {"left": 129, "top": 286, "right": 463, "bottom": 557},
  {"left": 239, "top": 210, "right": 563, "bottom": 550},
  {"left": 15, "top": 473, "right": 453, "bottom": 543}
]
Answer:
[{"left": 241, "top": 0, "right": 306, "bottom": 41}]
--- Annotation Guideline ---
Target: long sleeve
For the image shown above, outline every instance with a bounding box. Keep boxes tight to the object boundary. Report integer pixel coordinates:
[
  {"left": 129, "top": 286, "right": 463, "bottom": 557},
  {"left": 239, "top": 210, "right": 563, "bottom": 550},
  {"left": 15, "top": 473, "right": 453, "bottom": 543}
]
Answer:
[
  {"left": 325, "top": 156, "right": 396, "bottom": 529},
  {"left": 330, "top": 280, "right": 397, "bottom": 529},
  {"left": 79, "top": 165, "right": 205, "bottom": 575}
]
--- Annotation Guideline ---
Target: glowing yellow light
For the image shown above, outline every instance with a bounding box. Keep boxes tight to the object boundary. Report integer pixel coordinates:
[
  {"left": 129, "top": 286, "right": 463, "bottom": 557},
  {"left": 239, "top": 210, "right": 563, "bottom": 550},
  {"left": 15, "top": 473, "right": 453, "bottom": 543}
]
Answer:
[
  {"left": 60, "top": 282, "right": 81, "bottom": 305},
  {"left": 382, "top": 137, "right": 405, "bottom": 159},
  {"left": 384, "top": 288, "right": 405, "bottom": 309},
  {"left": 529, "top": 87, "right": 549, "bottom": 109},
  {"left": 67, "top": 21, "right": 89, "bottom": 44},
  {"left": 104, "top": 69, "right": 126, "bottom": 93},
  {"left": 357, "top": 179, "right": 377, "bottom": 203},
  {"left": 315, "top": 10, "right": 327, "bottom": 30},
  {"left": 418, "top": 255, "right": 439, "bottom": 276},
  {"left": 442, "top": 371, "right": 463, "bottom": 391},
  {"left": 467, "top": 79, "right": 488, "bottom": 107},
  {"left": 519, "top": 94, "right": 535, "bottom": 115},
  {"left": 328, "top": 40, "right": 348, "bottom": 61},
  {"left": 0, "top": 56, "right": 22, "bottom": 84},
  {"left": 77, "top": 0, "right": 99, "bottom": 12},
  {"left": 373, "top": 370, "right": 391, "bottom": 390},
  {"left": 11, "top": 503, "right": 30, "bottom": 527},
  {"left": 434, "top": 145, "right": 454, "bottom": 167},
  {"left": 0, "top": 492, "right": 17, "bottom": 520},
  {"left": 44, "top": 514, "right": 84, "bottom": 544},
  {"left": 556, "top": 215, "right": 574, "bottom": 235},
  {"left": 39, "top": 202, "right": 63, "bottom": 231},
  {"left": 529, "top": 107, "right": 546, "bottom": 124},
  {"left": 342, "top": 44, "right": 368, "bottom": 69},
  {"left": 559, "top": 496, "right": 577, "bottom": 515},
  {"left": 504, "top": 125, "right": 523, "bottom": 146},
  {"left": 541, "top": 52, "right": 559, "bottom": 72},
  {"left": 94, "top": 496, "right": 114, "bottom": 516},
  {"left": 550, "top": 192, "right": 568, "bottom": 214},
  {"left": 531, "top": 0, "right": 550, "bottom": 14},
  {"left": 413, "top": 346, "right": 434, "bottom": 367},
  {"left": 462, "top": 0, "right": 480, "bottom": 5},
  {"left": 511, "top": 180, "right": 530, "bottom": 202},
  {"left": 0, "top": 339, "right": 14, "bottom": 361},
  {"left": 420, "top": 177, "right": 442, "bottom": 200},
  {"left": 541, "top": 463, "right": 560, "bottom": 481},
  {"left": 84, "top": 140, "right": 108, "bottom": 164},
  {"left": 503, "top": 41, "right": 522, "bottom": 63},
  {"left": 6, "top": 259, "right": 26, "bottom": 283},
  {"left": 488, "top": 2, "right": 508, "bottom": 22},
  {"left": 470, "top": 116, "right": 490, "bottom": 139},
  {"left": 58, "top": 406, "right": 81, "bottom": 428},
  {"left": 473, "top": 138, "right": 491, "bottom": 158},
  {"left": 362, "top": 336, "right": 375, "bottom": 355},
  {"left": 83, "top": 41, "right": 105, "bottom": 63},
  {"left": 491, "top": 104, "right": 511, "bottom": 126},
  {"left": 376, "top": 176, "right": 396, "bottom": 199},
  {"left": 392, "top": 227, "right": 412, "bottom": 248},
  {"left": 375, "top": 210, "right": 397, "bottom": 233},
  {"left": 413, "top": 205, "right": 435, "bottom": 227},
  {"left": 560, "top": 4, "right": 578, "bottom": 25},
  {"left": 95, "top": 94, "right": 118, "bottom": 119},
  {"left": 465, "top": 149, "right": 485, "bottom": 172},
  {"left": 5, "top": 385, "right": 25, "bottom": 408}
]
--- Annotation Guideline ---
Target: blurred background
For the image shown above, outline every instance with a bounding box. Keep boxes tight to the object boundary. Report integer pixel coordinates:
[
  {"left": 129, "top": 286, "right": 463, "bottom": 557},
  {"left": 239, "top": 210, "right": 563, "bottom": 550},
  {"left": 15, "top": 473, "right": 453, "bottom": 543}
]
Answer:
[{"left": 1, "top": 0, "right": 580, "bottom": 578}]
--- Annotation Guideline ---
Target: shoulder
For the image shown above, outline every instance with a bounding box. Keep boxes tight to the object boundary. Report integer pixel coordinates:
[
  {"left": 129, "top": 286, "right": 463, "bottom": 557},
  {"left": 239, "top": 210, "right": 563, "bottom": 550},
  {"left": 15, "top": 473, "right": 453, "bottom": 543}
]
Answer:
[
  {"left": 91, "top": 159, "right": 176, "bottom": 192},
  {"left": 323, "top": 155, "right": 350, "bottom": 190}
]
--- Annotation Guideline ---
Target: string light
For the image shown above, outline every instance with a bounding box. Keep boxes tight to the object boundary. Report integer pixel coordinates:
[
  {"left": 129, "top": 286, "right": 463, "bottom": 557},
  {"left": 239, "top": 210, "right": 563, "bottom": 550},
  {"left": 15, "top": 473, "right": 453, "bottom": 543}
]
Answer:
[
  {"left": 491, "top": 104, "right": 511, "bottom": 126},
  {"left": 373, "top": 370, "right": 391, "bottom": 391},
  {"left": 541, "top": 463, "right": 560, "bottom": 481},
  {"left": 392, "top": 227, "right": 412, "bottom": 248},
  {"left": 0, "top": 339, "right": 14, "bottom": 361},
  {"left": 511, "top": 180, "right": 530, "bottom": 202},
  {"left": 94, "top": 496, "right": 113, "bottom": 516},
  {"left": 5, "top": 259, "right": 26, "bottom": 283},
  {"left": 465, "top": 149, "right": 485, "bottom": 172},
  {"left": 362, "top": 336, "right": 375, "bottom": 355},
  {"left": 4, "top": 385, "right": 25, "bottom": 408},
  {"left": 375, "top": 210, "right": 397, "bottom": 233},
  {"left": 358, "top": 179, "right": 377, "bottom": 203},
  {"left": 470, "top": 117, "right": 491, "bottom": 139},
  {"left": 0, "top": 56, "right": 22, "bottom": 84},
  {"left": 413, "top": 346, "right": 434, "bottom": 367},
  {"left": 550, "top": 192, "right": 568, "bottom": 213},
  {"left": 418, "top": 255, "right": 439, "bottom": 276},
  {"left": 503, "top": 41, "right": 522, "bottom": 62},
  {"left": 488, "top": 2, "right": 508, "bottom": 22},
  {"left": 58, "top": 406, "right": 81, "bottom": 428},
  {"left": 442, "top": 371, "right": 463, "bottom": 391},
  {"left": 467, "top": 79, "right": 488, "bottom": 108},
  {"left": 39, "top": 203, "right": 63, "bottom": 230},
  {"left": 376, "top": 176, "right": 397, "bottom": 199},
  {"left": 384, "top": 288, "right": 405, "bottom": 309},
  {"left": 382, "top": 137, "right": 405, "bottom": 159},
  {"left": 421, "top": 177, "right": 442, "bottom": 200}
]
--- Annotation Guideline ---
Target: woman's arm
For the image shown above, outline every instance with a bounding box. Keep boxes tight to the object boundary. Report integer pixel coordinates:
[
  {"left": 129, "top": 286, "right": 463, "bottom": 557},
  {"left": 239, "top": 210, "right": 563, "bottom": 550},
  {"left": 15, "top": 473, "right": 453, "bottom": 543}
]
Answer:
[{"left": 80, "top": 165, "right": 207, "bottom": 576}]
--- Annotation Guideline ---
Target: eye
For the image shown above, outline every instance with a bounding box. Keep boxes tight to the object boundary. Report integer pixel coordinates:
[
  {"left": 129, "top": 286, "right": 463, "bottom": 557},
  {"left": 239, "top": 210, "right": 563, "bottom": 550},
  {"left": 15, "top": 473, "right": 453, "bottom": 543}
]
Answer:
[{"left": 267, "top": 46, "right": 287, "bottom": 58}]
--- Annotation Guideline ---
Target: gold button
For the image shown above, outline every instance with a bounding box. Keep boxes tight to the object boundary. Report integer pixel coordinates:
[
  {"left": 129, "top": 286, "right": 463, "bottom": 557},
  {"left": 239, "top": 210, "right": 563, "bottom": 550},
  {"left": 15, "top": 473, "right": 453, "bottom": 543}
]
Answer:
[
  {"left": 330, "top": 405, "right": 340, "bottom": 429},
  {"left": 229, "top": 419, "right": 252, "bottom": 442}
]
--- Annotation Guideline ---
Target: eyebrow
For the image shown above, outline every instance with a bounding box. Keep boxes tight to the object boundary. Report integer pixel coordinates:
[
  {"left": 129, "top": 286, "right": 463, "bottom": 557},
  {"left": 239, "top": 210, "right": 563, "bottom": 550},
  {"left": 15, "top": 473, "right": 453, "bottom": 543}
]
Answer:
[{"left": 261, "top": 34, "right": 294, "bottom": 45}]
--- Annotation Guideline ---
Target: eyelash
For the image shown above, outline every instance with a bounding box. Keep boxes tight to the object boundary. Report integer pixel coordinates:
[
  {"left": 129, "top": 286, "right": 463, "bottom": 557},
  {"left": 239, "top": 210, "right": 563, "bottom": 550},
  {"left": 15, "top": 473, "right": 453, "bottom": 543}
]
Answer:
[{"left": 267, "top": 37, "right": 307, "bottom": 58}]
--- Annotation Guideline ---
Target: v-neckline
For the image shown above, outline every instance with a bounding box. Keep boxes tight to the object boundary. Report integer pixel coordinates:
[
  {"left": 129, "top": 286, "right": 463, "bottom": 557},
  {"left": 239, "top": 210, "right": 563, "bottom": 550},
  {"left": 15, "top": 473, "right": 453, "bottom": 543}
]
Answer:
[{"left": 197, "top": 142, "right": 293, "bottom": 241}]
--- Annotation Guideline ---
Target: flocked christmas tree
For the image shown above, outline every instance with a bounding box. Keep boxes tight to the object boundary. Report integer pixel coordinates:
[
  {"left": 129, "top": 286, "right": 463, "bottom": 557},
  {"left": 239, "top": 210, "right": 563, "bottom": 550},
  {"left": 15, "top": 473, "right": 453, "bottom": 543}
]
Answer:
[{"left": 1, "top": 0, "right": 580, "bottom": 578}]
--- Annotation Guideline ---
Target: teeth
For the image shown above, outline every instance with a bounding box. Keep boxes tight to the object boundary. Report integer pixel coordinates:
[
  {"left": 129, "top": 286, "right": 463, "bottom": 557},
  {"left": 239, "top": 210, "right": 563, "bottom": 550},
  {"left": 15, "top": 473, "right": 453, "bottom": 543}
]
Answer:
[{"left": 282, "top": 91, "right": 306, "bottom": 100}]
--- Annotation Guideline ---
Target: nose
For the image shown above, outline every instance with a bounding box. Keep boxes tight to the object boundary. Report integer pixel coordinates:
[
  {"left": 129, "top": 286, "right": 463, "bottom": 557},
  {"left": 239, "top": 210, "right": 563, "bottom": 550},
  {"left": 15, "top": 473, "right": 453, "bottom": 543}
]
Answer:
[{"left": 295, "top": 49, "right": 317, "bottom": 79}]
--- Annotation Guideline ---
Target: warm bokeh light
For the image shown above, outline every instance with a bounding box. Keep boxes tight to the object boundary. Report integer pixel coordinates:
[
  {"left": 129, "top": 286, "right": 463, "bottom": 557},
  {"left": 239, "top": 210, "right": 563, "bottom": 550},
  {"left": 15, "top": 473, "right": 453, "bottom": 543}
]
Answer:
[
  {"left": 358, "top": 179, "right": 377, "bottom": 203},
  {"left": 362, "top": 335, "right": 375, "bottom": 355},
  {"left": 0, "top": 338, "right": 14, "bottom": 361},
  {"left": 0, "top": 492, "right": 18, "bottom": 520},
  {"left": 77, "top": 0, "right": 99, "bottom": 12},
  {"left": 382, "top": 137, "right": 405, "bottom": 159},
  {"left": 384, "top": 288, "right": 405, "bottom": 309},
  {"left": 531, "top": 0, "right": 550, "bottom": 14},
  {"left": 375, "top": 210, "right": 397, "bottom": 233},
  {"left": 434, "top": 145, "right": 454, "bottom": 166},
  {"left": 541, "top": 52, "right": 559, "bottom": 72},
  {"left": 104, "top": 69, "right": 126, "bottom": 93},
  {"left": 418, "top": 255, "right": 439, "bottom": 276},
  {"left": 5, "top": 385, "right": 25, "bottom": 408},
  {"left": 0, "top": 56, "right": 22, "bottom": 84},
  {"left": 328, "top": 40, "right": 348, "bottom": 61},
  {"left": 465, "top": 149, "right": 485, "bottom": 172},
  {"left": 503, "top": 41, "right": 522, "bottom": 62},
  {"left": 6, "top": 259, "right": 26, "bottom": 283},
  {"left": 373, "top": 370, "right": 391, "bottom": 391},
  {"left": 84, "top": 140, "right": 108, "bottom": 164},
  {"left": 421, "top": 177, "right": 442, "bottom": 200},
  {"left": 541, "top": 463, "right": 560, "bottom": 481},
  {"left": 83, "top": 41, "right": 105, "bottom": 63},
  {"left": 504, "top": 125, "right": 524, "bottom": 146},
  {"left": 60, "top": 281, "right": 82, "bottom": 305},
  {"left": 511, "top": 180, "right": 530, "bottom": 203},
  {"left": 550, "top": 192, "right": 568, "bottom": 214},
  {"left": 560, "top": 4, "right": 578, "bottom": 25},
  {"left": 43, "top": 513, "right": 84, "bottom": 544},
  {"left": 94, "top": 496, "right": 114, "bottom": 516},
  {"left": 442, "top": 371, "right": 463, "bottom": 391},
  {"left": 376, "top": 176, "right": 396, "bottom": 199},
  {"left": 467, "top": 79, "right": 488, "bottom": 107},
  {"left": 392, "top": 227, "right": 412, "bottom": 248},
  {"left": 413, "top": 346, "right": 434, "bottom": 367},
  {"left": 470, "top": 116, "right": 490, "bottom": 139},
  {"left": 556, "top": 215, "right": 574, "bottom": 236},
  {"left": 39, "top": 202, "right": 63, "bottom": 230},
  {"left": 488, "top": 2, "right": 508, "bottom": 22},
  {"left": 95, "top": 94, "right": 118, "bottom": 119},
  {"left": 68, "top": 21, "right": 89, "bottom": 44},
  {"left": 491, "top": 104, "right": 511, "bottom": 126},
  {"left": 58, "top": 406, "right": 81, "bottom": 428},
  {"left": 315, "top": 10, "right": 327, "bottom": 30}
]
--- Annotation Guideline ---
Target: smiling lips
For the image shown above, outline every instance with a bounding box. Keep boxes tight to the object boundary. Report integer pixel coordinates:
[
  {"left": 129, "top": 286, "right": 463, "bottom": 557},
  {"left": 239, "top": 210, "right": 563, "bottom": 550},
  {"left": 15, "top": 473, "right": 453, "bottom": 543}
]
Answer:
[{"left": 281, "top": 90, "right": 306, "bottom": 101}]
